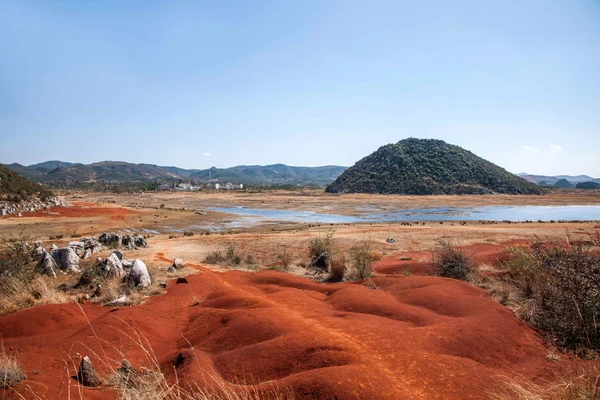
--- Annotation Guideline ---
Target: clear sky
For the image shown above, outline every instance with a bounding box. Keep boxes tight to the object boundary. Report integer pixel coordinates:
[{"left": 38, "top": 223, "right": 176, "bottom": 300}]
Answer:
[{"left": 1, "top": 0, "right": 599, "bottom": 176}]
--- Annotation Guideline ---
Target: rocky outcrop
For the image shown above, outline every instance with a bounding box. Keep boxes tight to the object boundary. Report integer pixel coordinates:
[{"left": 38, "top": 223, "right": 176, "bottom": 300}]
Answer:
[
  {"left": 103, "top": 252, "right": 124, "bottom": 277},
  {"left": 50, "top": 247, "right": 81, "bottom": 273},
  {"left": 37, "top": 251, "right": 57, "bottom": 278},
  {"left": 128, "top": 259, "right": 151, "bottom": 287},
  {"left": 0, "top": 197, "right": 65, "bottom": 218},
  {"left": 34, "top": 241, "right": 45, "bottom": 256},
  {"left": 98, "top": 233, "right": 148, "bottom": 250}
]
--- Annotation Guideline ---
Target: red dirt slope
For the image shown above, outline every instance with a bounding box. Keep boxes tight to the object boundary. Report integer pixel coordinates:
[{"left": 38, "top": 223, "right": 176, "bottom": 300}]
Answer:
[
  {"left": 1, "top": 261, "right": 551, "bottom": 399},
  {"left": 373, "top": 241, "right": 527, "bottom": 276}
]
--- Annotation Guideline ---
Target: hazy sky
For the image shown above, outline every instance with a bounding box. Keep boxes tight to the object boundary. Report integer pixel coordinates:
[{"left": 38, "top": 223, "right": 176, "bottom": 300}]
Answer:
[{"left": 1, "top": 0, "right": 599, "bottom": 176}]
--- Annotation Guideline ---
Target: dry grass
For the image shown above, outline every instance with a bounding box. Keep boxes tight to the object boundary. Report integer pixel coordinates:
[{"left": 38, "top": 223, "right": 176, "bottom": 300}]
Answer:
[
  {"left": 489, "top": 372, "right": 600, "bottom": 400},
  {"left": 0, "top": 343, "right": 26, "bottom": 389},
  {"left": 0, "top": 276, "right": 70, "bottom": 315}
]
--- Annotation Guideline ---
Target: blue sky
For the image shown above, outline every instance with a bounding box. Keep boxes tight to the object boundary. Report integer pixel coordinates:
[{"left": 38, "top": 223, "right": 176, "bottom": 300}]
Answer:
[{"left": 1, "top": 0, "right": 599, "bottom": 176}]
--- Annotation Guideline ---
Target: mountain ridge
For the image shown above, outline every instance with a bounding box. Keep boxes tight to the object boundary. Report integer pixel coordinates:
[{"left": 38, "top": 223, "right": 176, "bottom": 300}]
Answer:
[{"left": 2, "top": 161, "right": 347, "bottom": 186}]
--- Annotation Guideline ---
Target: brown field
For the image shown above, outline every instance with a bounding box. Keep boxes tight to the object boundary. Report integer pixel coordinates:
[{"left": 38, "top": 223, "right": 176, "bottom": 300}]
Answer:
[{"left": 1, "top": 190, "right": 600, "bottom": 399}]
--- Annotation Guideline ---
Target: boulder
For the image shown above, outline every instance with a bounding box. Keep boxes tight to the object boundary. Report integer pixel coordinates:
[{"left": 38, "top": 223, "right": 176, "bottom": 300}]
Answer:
[
  {"left": 115, "top": 359, "right": 141, "bottom": 388},
  {"left": 104, "top": 252, "right": 124, "bottom": 277},
  {"left": 128, "top": 259, "right": 151, "bottom": 287},
  {"left": 172, "top": 258, "right": 186, "bottom": 269},
  {"left": 50, "top": 247, "right": 81, "bottom": 273},
  {"left": 37, "top": 251, "right": 57, "bottom": 278},
  {"left": 82, "top": 249, "right": 92, "bottom": 259},
  {"left": 106, "top": 294, "right": 129, "bottom": 306},
  {"left": 68, "top": 241, "right": 85, "bottom": 255},
  {"left": 76, "top": 356, "right": 101, "bottom": 387},
  {"left": 34, "top": 241, "right": 45, "bottom": 256}
]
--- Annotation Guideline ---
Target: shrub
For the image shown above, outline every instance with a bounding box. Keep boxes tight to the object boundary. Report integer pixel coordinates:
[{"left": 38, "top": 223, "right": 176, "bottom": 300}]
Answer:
[
  {"left": 308, "top": 232, "right": 334, "bottom": 272},
  {"left": 203, "top": 251, "right": 224, "bottom": 265},
  {"left": 275, "top": 245, "right": 293, "bottom": 270},
  {"left": 349, "top": 239, "right": 375, "bottom": 280},
  {"left": 431, "top": 241, "right": 473, "bottom": 281},
  {"left": 504, "top": 238, "right": 600, "bottom": 351},
  {"left": 183, "top": 231, "right": 194, "bottom": 237},
  {"left": 203, "top": 243, "right": 248, "bottom": 267},
  {"left": 328, "top": 253, "right": 346, "bottom": 282}
]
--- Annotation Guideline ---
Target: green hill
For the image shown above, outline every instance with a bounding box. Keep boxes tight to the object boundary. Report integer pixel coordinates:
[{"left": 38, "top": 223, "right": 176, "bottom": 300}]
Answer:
[
  {"left": 326, "top": 138, "right": 544, "bottom": 195},
  {"left": 0, "top": 164, "right": 54, "bottom": 202}
]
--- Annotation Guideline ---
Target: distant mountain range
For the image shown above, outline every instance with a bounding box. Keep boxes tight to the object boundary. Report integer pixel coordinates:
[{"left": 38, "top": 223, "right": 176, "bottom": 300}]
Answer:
[
  {"left": 517, "top": 173, "right": 600, "bottom": 185},
  {"left": 2, "top": 161, "right": 347, "bottom": 186}
]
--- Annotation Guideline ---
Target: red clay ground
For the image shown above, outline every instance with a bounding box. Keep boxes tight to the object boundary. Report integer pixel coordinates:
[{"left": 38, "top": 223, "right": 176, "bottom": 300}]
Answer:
[
  {"left": 8, "top": 202, "right": 139, "bottom": 220},
  {"left": 0, "top": 248, "right": 561, "bottom": 400}
]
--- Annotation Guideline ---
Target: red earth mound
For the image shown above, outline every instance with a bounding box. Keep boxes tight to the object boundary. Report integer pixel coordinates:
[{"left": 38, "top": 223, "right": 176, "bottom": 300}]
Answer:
[{"left": 1, "top": 253, "right": 554, "bottom": 399}]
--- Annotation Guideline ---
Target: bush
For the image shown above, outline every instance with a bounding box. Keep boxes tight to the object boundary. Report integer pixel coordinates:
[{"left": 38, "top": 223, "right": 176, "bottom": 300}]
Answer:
[
  {"left": 183, "top": 231, "right": 194, "bottom": 237},
  {"left": 328, "top": 253, "right": 346, "bottom": 282},
  {"left": 308, "top": 232, "right": 334, "bottom": 271},
  {"left": 349, "top": 240, "right": 375, "bottom": 280},
  {"left": 431, "top": 241, "right": 473, "bottom": 281},
  {"left": 0, "top": 233, "right": 38, "bottom": 288},
  {"left": 203, "top": 243, "right": 248, "bottom": 267},
  {"left": 203, "top": 251, "right": 224, "bottom": 265},
  {"left": 275, "top": 245, "right": 293, "bottom": 270},
  {"left": 504, "top": 238, "right": 600, "bottom": 351}
]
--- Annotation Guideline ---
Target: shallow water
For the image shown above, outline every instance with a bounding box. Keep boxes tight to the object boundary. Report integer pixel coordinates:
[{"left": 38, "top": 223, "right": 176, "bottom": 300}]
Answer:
[{"left": 208, "top": 205, "right": 600, "bottom": 224}]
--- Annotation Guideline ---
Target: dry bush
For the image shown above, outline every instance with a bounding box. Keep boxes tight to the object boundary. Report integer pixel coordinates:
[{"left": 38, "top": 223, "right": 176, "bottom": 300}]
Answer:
[
  {"left": 328, "top": 253, "right": 346, "bottom": 282},
  {"left": 0, "top": 344, "right": 26, "bottom": 389},
  {"left": 308, "top": 232, "right": 334, "bottom": 272},
  {"left": 204, "top": 251, "right": 225, "bottom": 265},
  {"left": 275, "top": 245, "right": 293, "bottom": 270},
  {"left": 503, "top": 238, "right": 600, "bottom": 352},
  {"left": 348, "top": 239, "right": 375, "bottom": 280},
  {"left": 203, "top": 244, "right": 249, "bottom": 268},
  {"left": 431, "top": 240, "right": 473, "bottom": 281}
]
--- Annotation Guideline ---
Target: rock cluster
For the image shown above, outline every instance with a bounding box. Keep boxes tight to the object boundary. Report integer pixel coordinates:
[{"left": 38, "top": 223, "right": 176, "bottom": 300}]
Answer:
[
  {"left": 0, "top": 197, "right": 64, "bottom": 217},
  {"left": 98, "top": 233, "right": 148, "bottom": 250},
  {"left": 37, "top": 243, "right": 81, "bottom": 277}
]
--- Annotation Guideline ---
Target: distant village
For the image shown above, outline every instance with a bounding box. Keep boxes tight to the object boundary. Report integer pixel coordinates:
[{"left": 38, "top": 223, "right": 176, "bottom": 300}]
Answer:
[{"left": 156, "top": 181, "right": 244, "bottom": 191}]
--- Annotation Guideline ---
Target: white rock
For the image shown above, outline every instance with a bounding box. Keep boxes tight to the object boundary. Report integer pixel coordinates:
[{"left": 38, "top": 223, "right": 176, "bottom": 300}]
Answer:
[{"left": 129, "top": 259, "right": 151, "bottom": 288}]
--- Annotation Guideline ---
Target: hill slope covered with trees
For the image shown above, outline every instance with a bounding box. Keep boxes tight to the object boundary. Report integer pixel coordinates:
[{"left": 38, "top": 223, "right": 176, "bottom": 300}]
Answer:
[
  {"left": 326, "top": 138, "right": 544, "bottom": 195},
  {"left": 0, "top": 164, "right": 54, "bottom": 202}
]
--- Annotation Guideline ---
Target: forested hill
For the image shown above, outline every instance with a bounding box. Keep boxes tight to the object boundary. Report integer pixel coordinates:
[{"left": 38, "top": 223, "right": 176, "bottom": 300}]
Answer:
[
  {"left": 0, "top": 164, "right": 54, "bottom": 202},
  {"left": 326, "top": 138, "right": 544, "bottom": 195}
]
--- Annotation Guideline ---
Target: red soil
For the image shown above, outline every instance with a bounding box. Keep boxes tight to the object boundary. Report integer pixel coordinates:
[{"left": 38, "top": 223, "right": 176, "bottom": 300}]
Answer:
[
  {"left": 0, "top": 245, "right": 559, "bottom": 400},
  {"left": 11, "top": 203, "right": 138, "bottom": 220},
  {"left": 373, "top": 240, "right": 529, "bottom": 276}
]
